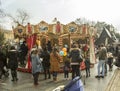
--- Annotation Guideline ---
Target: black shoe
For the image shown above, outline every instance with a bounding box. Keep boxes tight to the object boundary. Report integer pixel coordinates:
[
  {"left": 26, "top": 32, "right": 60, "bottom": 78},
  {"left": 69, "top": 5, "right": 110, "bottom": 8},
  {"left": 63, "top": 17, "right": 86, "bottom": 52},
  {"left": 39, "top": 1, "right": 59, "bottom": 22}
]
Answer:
[
  {"left": 16, "top": 78, "right": 18, "bottom": 81},
  {"left": 95, "top": 75, "right": 100, "bottom": 78},
  {"left": 89, "top": 74, "right": 90, "bottom": 77},
  {"left": 48, "top": 77, "right": 51, "bottom": 79},
  {"left": 0, "top": 75, "right": 2, "bottom": 79},
  {"left": 34, "top": 83, "right": 39, "bottom": 86},
  {"left": 86, "top": 75, "right": 88, "bottom": 78},
  {"left": 101, "top": 76, "right": 104, "bottom": 78},
  {"left": 11, "top": 79, "right": 15, "bottom": 81}
]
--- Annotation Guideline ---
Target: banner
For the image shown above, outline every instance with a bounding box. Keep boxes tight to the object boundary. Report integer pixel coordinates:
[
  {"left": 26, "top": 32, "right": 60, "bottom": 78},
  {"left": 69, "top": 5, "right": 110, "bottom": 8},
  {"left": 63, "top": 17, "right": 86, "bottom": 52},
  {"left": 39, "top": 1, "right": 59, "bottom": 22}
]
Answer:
[{"left": 26, "top": 34, "right": 36, "bottom": 70}]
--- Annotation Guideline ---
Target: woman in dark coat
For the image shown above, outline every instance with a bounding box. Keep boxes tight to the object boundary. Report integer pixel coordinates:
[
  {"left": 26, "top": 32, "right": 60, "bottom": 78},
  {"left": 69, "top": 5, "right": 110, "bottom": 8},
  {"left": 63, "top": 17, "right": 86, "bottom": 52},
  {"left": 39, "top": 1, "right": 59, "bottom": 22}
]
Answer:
[
  {"left": 41, "top": 47, "right": 51, "bottom": 80},
  {"left": 7, "top": 46, "right": 18, "bottom": 81},
  {"left": 84, "top": 56, "right": 91, "bottom": 77}
]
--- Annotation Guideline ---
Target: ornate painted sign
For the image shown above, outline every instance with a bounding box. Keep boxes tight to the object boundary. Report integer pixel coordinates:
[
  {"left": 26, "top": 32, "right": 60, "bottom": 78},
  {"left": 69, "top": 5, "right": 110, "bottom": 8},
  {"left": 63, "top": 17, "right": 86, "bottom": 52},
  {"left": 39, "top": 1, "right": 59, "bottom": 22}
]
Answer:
[
  {"left": 38, "top": 21, "right": 49, "bottom": 33},
  {"left": 66, "top": 22, "right": 78, "bottom": 33}
]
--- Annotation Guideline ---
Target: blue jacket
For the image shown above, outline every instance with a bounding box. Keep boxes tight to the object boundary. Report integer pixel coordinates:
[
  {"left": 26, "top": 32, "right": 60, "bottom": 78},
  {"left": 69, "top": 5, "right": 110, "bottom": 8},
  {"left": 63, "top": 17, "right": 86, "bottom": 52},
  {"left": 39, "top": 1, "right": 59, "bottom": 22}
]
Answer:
[{"left": 31, "top": 54, "right": 42, "bottom": 74}]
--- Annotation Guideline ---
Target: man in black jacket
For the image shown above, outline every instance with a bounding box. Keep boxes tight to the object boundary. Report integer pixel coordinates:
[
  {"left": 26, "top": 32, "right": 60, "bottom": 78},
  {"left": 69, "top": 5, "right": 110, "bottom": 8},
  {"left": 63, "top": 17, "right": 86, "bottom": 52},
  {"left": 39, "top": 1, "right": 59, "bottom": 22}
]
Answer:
[
  {"left": 20, "top": 41, "right": 28, "bottom": 66},
  {"left": 69, "top": 44, "right": 82, "bottom": 79}
]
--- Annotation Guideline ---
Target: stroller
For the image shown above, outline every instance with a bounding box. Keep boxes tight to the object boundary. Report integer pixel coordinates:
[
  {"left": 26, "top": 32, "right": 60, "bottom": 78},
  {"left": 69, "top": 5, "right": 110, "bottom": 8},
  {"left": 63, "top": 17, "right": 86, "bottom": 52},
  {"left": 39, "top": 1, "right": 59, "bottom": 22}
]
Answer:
[{"left": 53, "top": 76, "right": 84, "bottom": 91}]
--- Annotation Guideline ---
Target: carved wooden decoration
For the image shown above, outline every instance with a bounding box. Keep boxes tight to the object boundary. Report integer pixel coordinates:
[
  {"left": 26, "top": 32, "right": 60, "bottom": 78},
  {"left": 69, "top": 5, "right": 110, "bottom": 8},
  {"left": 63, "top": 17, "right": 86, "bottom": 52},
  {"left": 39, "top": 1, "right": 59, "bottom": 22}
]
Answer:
[
  {"left": 37, "top": 21, "right": 49, "bottom": 34},
  {"left": 66, "top": 22, "right": 78, "bottom": 33}
]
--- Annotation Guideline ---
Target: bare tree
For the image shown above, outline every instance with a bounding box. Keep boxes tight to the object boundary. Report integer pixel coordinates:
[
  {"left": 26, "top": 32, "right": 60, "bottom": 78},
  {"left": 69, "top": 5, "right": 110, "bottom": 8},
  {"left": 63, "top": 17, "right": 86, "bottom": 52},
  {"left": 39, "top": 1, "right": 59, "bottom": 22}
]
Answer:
[
  {"left": 7, "top": 9, "right": 30, "bottom": 26},
  {"left": 0, "top": 25, "right": 5, "bottom": 45},
  {"left": 0, "top": 0, "right": 6, "bottom": 18},
  {"left": 75, "top": 17, "right": 96, "bottom": 26}
]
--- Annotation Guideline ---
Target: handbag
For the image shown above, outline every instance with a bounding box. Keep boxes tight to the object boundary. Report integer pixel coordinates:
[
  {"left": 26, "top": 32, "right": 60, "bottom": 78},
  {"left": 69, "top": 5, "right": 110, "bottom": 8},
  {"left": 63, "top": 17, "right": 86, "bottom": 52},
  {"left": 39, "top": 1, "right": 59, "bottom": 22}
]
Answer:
[{"left": 80, "top": 61, "right": 86, "bottom": 70}]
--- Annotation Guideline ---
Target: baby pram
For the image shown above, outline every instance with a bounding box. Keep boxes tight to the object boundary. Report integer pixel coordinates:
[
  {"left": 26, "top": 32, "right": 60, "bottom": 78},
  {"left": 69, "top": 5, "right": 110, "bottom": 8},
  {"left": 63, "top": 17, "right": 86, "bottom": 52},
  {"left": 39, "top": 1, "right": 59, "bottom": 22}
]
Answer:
[{"left": 52, "top": 76, "right": 84, "bottom": 91}]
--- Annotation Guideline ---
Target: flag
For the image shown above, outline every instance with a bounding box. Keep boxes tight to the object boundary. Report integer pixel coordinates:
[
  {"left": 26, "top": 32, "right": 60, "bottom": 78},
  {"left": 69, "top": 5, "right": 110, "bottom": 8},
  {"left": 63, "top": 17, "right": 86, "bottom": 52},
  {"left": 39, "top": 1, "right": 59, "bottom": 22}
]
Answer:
[{"left": 26, "top": 35, "right": 35, "bottom": 70}]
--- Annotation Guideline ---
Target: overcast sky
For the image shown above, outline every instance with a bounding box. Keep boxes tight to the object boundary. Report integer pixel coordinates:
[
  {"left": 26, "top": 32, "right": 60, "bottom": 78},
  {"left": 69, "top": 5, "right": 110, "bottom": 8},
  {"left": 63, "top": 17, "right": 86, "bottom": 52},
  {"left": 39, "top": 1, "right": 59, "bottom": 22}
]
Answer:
[{"left": 0, "top": 0, "right": 120, "bottom": 32}]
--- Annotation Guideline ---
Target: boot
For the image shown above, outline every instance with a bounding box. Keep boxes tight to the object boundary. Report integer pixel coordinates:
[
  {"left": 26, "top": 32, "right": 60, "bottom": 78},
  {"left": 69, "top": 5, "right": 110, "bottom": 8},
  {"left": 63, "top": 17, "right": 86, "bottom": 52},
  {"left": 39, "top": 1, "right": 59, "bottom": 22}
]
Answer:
[
  {"left": 48, "top": 74, "right": 51, "bottom": 79},
  {"left": 15, "top": 77, "right": 18, "bottom": 81},
  {"left": 48, "top": 76, "right": 51, "bottom": 79},
  {"left": 11, "top": 70, "right": 15, "bottom": 81},
  {"left": 14, "top": 71, "right": 18, "bottom": 81},
  {"left": 89, "top": 73, "right": 90, "bottom": 77},
  {"left": 54, "top": 77, "right": 57, "bottom": 81},
  {"left": 86, "top": 75, "right": 88, "bottom": 78},
  {"left": 53, "top": 77, "right": 55, "bottom": 81},
  {"left": 11, "top": 78, "right": 15, "bottom": 81},
  {"left": 54, "top": 77, "right": 58, "bottom": 82},
  {"left": 44, "top": 73, "right": 47, "bottom": 80}
]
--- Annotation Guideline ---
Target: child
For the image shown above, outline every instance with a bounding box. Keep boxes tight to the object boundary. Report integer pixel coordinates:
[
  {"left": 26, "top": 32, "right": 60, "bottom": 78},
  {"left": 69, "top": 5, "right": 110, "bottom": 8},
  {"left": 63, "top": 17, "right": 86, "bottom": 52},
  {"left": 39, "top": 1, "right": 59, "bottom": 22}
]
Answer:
[
  {"left": 84, "top": 55, "right": 90, "bottom": 78},
  {"left": 63, "top": 60, "right": 70, "bottom": 80},
  {"left": 107, "top": 52, "right": 113, "bottom": 71}
]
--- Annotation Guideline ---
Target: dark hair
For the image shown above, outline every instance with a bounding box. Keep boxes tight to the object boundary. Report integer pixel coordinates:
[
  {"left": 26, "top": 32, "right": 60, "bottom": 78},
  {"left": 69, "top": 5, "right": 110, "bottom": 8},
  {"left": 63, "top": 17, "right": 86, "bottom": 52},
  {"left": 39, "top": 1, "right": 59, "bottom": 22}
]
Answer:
[
  {"left": 52, "top": 48, "right": 58, "bottom": 56},
  {"left": 10, "top": 46, "right": 15, "bottom": 50},
  {"left": 34, "top": 50, "right": 38, "bottom": 54},
  {"left": 43, "top": 47, "right": 47, "bottom": 51},
  {"left": 72, "top": 44, "right": 77, "bottom": 48},
  {"left": 101, "top": 43, "right": 104, "bottom": 47},
  {"left": 23, "top": 41, "right": 26, "bottom": 44}
]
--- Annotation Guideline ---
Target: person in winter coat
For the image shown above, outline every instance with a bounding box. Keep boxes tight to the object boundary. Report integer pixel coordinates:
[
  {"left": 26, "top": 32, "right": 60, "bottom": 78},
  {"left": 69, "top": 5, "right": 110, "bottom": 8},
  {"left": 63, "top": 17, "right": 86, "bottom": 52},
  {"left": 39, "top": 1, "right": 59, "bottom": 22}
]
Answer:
[
  {"left": 95, "top": 44, "right": 107, "bottom": 79},
  {"left": 41, "top": 47, "right": 51, "bottom": 80},
  {"left": 31, "top": 49, "right": 42, "bottom": 86},
  {"left": 63, "top": 59, "right": 70, "bottom": 80},
  {"left": 107, "top": 52, "right": 113, "bottom": 71},
  {"left": 7, "top": 46, "right": 18, "bottom": 81},
  {"left": 46, "top": 40, "right": 52, "bottom": 53},
  {"left": 20, "top": 41, "right": 28, "bottom": 66},
  {"left": 50, "top": 48, "right": 61, "bottom": 82},
  {"left": 68, "top": 44, "right": 83, "bottom": 79},
  {"left": 84, "top": 55, "right": 91, "bottom": 78}
]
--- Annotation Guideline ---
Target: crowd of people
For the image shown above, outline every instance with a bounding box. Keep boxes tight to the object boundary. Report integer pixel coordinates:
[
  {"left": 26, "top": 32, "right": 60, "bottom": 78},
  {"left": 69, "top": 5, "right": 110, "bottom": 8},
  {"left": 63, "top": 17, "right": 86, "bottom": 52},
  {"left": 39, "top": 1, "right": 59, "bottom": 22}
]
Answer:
[
  {"left": 0, "top": 40, "right": 120, "bottom": 87},
  {"left": 95, "top": 43, "right": 120, "bottom": 79}
]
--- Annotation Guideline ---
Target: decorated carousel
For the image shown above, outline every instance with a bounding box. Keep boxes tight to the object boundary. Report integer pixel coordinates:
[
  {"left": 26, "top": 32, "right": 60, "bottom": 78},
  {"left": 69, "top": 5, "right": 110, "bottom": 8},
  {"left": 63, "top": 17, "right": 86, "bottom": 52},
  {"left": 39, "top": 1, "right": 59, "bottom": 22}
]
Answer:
[{"left": 12, "top": 19, "right": 97, "bottom": 72}]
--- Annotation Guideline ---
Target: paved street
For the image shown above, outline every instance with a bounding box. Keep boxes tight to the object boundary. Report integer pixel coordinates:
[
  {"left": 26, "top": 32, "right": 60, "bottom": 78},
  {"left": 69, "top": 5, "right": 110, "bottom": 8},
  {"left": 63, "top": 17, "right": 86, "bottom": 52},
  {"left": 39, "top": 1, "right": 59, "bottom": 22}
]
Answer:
[
  {"left": 105, "top": 68, "right": 120, "bottom": 91},
  {"left": 0, "top": 64, "right": 117, "bottom": 91}
]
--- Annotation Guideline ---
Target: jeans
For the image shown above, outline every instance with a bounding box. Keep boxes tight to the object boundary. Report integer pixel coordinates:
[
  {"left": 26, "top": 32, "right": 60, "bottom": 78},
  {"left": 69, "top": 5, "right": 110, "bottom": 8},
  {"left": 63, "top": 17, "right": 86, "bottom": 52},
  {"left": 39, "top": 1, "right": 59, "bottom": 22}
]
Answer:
[
  {"left": 98, "top": 60, "right": 105, "bottom": 76},
  {"left": 52, "top": 71, "right": 57, "bottom": 77}
]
